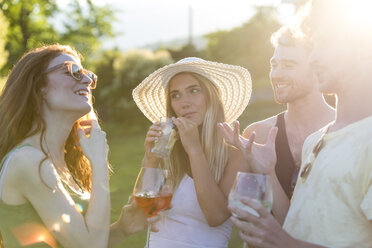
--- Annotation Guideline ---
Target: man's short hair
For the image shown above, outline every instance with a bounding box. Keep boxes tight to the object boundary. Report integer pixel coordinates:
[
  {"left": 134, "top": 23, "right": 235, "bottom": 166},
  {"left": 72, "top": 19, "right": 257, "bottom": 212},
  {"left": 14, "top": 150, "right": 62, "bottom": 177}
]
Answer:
[{"left": 270, "top": 26, "right": 312, "bottom": 52}]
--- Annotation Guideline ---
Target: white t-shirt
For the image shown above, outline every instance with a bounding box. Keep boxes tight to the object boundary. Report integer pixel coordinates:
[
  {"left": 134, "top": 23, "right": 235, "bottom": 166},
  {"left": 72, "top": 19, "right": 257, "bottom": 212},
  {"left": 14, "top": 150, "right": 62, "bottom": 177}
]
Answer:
[{"left": 283, "top": 115, "right": 372, "bottom": 248}]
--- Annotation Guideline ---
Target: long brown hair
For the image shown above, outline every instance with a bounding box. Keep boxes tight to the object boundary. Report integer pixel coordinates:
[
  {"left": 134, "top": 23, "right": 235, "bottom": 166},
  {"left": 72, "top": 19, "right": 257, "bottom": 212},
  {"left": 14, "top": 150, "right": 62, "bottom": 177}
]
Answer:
[
  {"left": 165, "top": 72, "right": 229, "bottom": 189},
  {"left": 0, "top": 44, "right": 93, "bottom": 192}
]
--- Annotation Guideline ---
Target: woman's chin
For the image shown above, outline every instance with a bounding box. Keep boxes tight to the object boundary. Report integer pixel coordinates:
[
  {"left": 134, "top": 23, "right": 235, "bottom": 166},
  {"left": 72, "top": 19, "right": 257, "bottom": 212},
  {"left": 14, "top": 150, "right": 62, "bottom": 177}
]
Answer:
[{"left": 76, "top": 104, "right": 93, "bottom": 118}]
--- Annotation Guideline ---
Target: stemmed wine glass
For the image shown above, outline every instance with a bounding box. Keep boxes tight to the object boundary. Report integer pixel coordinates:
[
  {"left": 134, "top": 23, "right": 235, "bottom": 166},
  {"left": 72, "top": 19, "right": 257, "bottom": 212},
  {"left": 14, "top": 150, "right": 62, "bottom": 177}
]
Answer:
[
  {"left": 133, "top": 167, "right": 173, "bottom": 248},
  {"left": 228, "top": 172, "right": 273, "bottom": 248}
]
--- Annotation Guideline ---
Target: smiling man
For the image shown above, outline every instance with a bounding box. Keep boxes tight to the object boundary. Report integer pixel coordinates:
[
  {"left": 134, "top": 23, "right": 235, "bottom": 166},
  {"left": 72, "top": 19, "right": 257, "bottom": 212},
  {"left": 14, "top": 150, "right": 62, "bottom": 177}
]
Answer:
[
  {"left": 229, "top": 0, "right": 372, "bottom": 247},
  {"left": 243, "top": 26, "right": 334, "bottom": 208}
]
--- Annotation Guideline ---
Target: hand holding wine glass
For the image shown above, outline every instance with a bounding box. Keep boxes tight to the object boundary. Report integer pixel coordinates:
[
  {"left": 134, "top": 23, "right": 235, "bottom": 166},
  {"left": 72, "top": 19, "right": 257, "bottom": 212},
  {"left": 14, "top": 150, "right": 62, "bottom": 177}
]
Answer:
[
  {"left": 228, "top": 172, "right": 273, "bottom": 248},
  {"left": 133, "top": 167, "right": 173, "bottom": 247}
]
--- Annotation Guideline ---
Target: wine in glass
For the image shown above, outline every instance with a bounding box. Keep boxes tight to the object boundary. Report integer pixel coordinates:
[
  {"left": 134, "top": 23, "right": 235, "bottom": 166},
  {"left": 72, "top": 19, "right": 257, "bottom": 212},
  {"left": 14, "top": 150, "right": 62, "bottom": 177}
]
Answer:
[
  {"left": 133, "top": 167, "right": 173, "bottom": 248},
  {"left": 228, "top": 172, "right": 273, "bottom": 248}
]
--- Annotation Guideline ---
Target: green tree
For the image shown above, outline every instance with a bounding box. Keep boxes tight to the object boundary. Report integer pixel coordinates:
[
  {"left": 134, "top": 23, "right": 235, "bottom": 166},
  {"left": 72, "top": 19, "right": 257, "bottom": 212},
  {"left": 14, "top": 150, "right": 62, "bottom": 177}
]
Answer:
[
  {"left": 0, "top": 0, "right": 115, "bottom": 75},
  {"left": 0, "top": 8, "right": 8, "bottom": 72},
  {"left": 91, "top": 48, "right": 122, "bottom": 120},
  {"left": 205, "top": 6, "right": 280, "bottom": 88},
  {"left": 0, "top": 8, "right": 8, "bottom": 94},
  {"left": 0, "top": 0, "right": 58, "bottom": 74},
  {"left": 59, "top": 0, "right": 116, "bottom": 65},
  {"left": 167, "top": 43, "right": 205, "bottom": 62},
  {"left": 0, "top": 77, "right": 5, "bottom": 94},
  {"left": 97, "top": 49, "right": 173, "bottom": 125}
]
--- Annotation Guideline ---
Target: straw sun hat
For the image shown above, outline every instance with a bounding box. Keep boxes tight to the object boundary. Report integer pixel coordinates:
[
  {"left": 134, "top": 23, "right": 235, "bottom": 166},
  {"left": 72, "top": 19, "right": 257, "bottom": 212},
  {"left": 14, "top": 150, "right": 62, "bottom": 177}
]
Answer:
[{"left": 132, "top": 57, "right": 252, "bottom": 124}]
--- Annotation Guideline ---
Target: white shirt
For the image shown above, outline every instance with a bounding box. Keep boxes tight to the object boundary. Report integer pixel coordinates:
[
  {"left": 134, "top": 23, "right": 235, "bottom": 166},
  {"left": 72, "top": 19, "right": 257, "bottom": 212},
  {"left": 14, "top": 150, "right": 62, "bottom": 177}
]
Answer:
[{"left": 284, "top": 115, "right": 372, "bottom": 247}]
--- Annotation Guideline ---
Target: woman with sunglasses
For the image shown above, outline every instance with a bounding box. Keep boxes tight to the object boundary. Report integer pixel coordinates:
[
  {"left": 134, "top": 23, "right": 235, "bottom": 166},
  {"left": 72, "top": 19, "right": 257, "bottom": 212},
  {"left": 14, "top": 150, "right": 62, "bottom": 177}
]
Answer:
[{"left": 0, "top": 44, "right": 157, "bottom": 248}]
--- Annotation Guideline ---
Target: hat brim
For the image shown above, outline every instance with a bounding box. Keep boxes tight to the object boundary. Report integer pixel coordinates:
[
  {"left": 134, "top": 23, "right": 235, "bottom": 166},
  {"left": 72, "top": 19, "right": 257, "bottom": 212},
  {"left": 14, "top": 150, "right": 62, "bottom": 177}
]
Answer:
[{"left": 133, "top": 59, "right": 252, "bottom": 124}]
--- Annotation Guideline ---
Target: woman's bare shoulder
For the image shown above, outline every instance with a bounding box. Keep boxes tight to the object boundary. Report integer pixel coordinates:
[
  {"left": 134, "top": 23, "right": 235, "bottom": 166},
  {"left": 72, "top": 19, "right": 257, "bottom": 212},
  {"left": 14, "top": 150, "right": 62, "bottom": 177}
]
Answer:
[
  {"left": 6, "top": 146, "right": 57, "bottom": 186},
  {"left": 8, "top": 146, "right": 45, "bottom": 169}
]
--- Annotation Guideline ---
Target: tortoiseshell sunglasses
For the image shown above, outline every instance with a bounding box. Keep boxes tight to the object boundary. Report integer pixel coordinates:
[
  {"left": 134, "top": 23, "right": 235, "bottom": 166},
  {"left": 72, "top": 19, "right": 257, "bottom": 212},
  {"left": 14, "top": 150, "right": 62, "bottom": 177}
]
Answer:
[{"left": 45, "top": 61, "right": 97, "bottom": 89}]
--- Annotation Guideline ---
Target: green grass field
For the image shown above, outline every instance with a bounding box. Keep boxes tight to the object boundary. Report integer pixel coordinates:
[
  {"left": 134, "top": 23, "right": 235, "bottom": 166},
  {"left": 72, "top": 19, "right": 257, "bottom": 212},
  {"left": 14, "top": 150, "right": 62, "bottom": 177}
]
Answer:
[{"left": 104, "top": 99, "right": 285, "bottom": 248}]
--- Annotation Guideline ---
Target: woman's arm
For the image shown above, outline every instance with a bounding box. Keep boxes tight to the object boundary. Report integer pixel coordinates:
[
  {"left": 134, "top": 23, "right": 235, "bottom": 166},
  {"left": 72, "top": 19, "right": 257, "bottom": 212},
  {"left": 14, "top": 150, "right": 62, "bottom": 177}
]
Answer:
[
  {"left": 186, "top": 146, "right": 230, "bottom": 226},
  {"left": 12, "top": 152, "right": 110, "bottom": 248},
  {"left": 8, "top": 121, "right": 110, "bottom": 248},
  {"left": 173, "top": 117, "right": 247, "bottom": 226}
]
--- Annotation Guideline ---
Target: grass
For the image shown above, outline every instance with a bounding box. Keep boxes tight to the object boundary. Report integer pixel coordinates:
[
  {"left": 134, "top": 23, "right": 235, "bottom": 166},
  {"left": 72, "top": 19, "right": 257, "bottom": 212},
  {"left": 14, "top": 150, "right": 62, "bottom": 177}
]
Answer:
[{"left": 104, "top": 99, "right": 285, "bottom": 248}]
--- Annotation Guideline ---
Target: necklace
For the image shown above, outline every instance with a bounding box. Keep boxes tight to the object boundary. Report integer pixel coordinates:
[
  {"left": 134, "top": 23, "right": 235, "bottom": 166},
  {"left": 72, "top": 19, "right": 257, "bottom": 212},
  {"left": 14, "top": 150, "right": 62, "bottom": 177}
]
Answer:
[{"left": 299, "top": 122, "right": 334, "bottom": 181}]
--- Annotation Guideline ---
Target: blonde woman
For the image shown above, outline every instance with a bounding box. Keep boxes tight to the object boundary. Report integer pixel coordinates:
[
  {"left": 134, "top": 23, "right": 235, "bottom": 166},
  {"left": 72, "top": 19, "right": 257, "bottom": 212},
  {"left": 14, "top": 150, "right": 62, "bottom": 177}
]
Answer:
[{"left": 133, "top": 57, "right": 252, "bottom": 248}]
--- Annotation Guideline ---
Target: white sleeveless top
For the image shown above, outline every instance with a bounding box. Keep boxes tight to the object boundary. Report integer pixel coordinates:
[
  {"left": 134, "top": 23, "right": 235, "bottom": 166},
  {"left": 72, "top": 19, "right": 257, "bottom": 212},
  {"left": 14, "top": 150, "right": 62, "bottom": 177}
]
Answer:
[
  {"left": 149, "top": 174, "right": 233, "bottom": 248},
  {"left": 0, "top": 146, "right": 29, "bottom": 200}
]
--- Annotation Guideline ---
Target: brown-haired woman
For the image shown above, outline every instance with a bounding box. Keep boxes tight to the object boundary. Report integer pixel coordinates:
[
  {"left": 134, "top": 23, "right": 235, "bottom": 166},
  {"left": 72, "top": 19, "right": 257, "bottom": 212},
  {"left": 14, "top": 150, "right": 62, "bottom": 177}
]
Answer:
[{"left": 0, "top": 44, "right": 156, "bottom": 248}]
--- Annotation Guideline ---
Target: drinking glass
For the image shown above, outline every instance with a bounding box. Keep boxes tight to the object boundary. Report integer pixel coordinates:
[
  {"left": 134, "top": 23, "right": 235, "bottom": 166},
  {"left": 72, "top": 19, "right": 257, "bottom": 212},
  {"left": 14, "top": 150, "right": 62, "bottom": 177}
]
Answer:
[
  {"left": 151, "top": 117, "right": 177, "bottom": 159},
  {"left": 228, "top": 172, "right": 273, "bottom": 248},
  {"left": 133, "top": 167, "right": 173, "bottom": 248}
]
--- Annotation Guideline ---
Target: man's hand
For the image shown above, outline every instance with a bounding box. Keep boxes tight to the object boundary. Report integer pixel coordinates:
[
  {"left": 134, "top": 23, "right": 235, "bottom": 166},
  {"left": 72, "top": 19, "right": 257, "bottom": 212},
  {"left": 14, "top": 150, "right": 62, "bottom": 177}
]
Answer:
[
  {"left": 217, "top": 121, "right": 278, "bottom": 174},
  {"left": 229, "top": 198, "right": 298, "bottom": 248}
]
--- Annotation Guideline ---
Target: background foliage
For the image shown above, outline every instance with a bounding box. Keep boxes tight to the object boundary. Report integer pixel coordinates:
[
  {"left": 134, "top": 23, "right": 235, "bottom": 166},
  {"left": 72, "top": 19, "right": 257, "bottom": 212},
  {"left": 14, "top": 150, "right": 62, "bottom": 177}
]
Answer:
[
  {"left": 0, "top": 9, "right": 8, "bottom": 72},
  {"left": 0, "top": 0, "right": 115, "bottom": 75},
  {"left": 88, "top": 6, "right": 280, "bottom": 125},
  {"left": 93, "top": 49, "right": 173, "bottom": 125},
  {"left": 205, "top": 6, "right": 280, "bottom": 88}
]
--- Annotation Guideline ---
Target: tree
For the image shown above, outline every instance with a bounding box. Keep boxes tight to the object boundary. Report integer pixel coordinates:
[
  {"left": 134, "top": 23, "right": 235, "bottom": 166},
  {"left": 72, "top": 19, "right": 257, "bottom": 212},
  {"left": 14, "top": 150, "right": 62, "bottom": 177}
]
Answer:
[
  {"left": 96, "top": 49, "right": 173, "bottom": 125},
  {"left": 59, "top": 0, "right": 116, "bottom": 66},
  {"left": 91, "top": 48, "right": 122, "bottom": 119},
  {"left": 0, "top": 0, "right": 116, "bottom": 75},
  {"left": 167, "top": 43, "right": 205, "bottom": 62},
  {"left": 0, "top": 8, "right": 8, "bottom": 71},
  {"left": 0, "top": 0, "right": 59, "bottom": 74},
  {"left": 205, "top": 6, "right": 280, "bottom": 88}
]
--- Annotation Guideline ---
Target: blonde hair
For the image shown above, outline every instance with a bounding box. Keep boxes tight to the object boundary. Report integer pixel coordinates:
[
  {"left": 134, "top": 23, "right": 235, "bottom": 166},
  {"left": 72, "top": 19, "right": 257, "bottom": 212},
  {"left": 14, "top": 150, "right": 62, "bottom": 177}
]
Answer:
[
  {"left": 271, "top": 26, "right": 312, "bottom": 52},
  {"left": 165, "top": 72, "right": 229, "bottom": 189}
]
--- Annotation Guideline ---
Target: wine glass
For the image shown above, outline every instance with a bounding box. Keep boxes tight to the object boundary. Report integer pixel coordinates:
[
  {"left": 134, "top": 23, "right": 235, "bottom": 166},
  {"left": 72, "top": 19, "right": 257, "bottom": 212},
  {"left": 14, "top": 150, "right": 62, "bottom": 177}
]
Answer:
[
  {"left": 228, "top": 172, "right": 273, "bottom": 248},
  {"left": 133, "top": 167, "right": 173, "bottom": 248}
]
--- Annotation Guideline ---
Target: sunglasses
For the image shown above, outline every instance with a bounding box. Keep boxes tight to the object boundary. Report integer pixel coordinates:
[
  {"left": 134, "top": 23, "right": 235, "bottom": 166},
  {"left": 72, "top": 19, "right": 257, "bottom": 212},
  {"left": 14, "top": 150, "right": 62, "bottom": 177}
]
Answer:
[
  {"left": 45, "top": 61, "right": 97, "bottom": 89},
  {"left": 300, "top": 123, "right": 333, "bottom": 181}
]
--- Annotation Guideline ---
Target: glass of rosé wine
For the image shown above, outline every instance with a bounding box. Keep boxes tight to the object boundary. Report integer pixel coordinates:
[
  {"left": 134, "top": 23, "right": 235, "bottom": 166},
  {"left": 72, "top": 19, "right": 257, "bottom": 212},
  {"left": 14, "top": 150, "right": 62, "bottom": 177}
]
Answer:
[{"left": 133, "top": 167, "right": 173, "bottom": 248}]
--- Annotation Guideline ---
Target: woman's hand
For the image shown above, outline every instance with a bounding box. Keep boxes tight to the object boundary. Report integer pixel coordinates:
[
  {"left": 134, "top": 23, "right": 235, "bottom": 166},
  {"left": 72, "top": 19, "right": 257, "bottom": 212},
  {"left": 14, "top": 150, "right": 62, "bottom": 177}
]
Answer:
[
  {"left": 143, "top": 122, "right": 162, "bottom": 166},
  {"left": 78, "top": 119, "right": 109, "bottom": 168},
  {"left": 117, "top": 199, "right": 160, "bottom": 237},
  {"left": 108, "top": 199, "right": 163, "bottom": 248},
  {"left": 229, "top": 198, "right": 298, "bottom": 248},
  {"left": 172, "top": 117, "right": 202, "bottom": 155},
  {"left": 218, "top": 121, "right": 278, "bottom": 174}
]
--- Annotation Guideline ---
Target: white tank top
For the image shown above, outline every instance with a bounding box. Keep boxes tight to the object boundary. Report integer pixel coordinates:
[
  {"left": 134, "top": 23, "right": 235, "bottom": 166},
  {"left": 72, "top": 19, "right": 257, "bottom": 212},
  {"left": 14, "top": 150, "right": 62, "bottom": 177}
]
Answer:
[
  {"left": 0, "top": 145, "right": 30, "bottom": 200},
  {"left": 149, "top": 174, "right": 233, "bottom": 248}
]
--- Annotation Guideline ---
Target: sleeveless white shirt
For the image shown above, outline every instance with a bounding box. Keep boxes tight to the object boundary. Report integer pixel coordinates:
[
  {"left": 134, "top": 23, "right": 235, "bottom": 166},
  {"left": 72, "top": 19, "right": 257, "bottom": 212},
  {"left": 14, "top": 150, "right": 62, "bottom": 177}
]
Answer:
[{"left": 149, "top": 174, "right": 233, "bottom": 248}]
